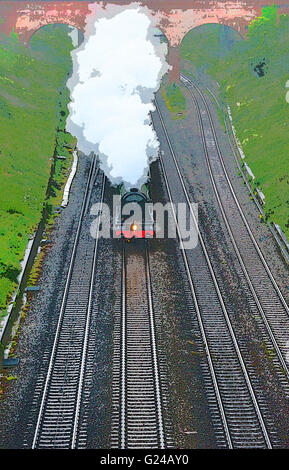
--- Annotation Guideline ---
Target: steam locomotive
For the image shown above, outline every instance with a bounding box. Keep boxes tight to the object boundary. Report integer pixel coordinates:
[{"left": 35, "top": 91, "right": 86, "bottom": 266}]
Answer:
[{"left": 114, "top": 179, "right": 155, "bottom": 240}]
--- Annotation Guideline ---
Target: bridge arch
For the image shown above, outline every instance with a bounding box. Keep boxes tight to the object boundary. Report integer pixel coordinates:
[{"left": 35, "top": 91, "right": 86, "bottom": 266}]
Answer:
[
  {"left": 1, "top": 1, "right": 286, "bottom": 83},
  {"left": 22, "top": 22, "right": 85, "bottom": 46},
  {"left": 164, "top": 22, "right": 244, "bottom": 83},
  {"left": 180, "top": 22, "right": 245, "bottom": 42},
  {"left": 180, "top": 22, "right": 244, "bottom": 62}
]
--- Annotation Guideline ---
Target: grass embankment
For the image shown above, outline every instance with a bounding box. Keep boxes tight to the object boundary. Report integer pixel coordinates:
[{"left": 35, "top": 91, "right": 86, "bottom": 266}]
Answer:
[
  {"left": 0, "top": 26, "right": 75, "bottom": 318},
  {"left": 181, "top": 6, "right": 289, "bottom": 238},
  {"left": 161, "top": 81, "right": 187, "bottom": 119}
]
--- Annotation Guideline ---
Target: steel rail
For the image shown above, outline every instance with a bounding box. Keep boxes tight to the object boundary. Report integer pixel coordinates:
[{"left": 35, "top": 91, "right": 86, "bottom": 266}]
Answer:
[
  {"left": 182, "top": 73, "right": 289, "bottom": 317},
  {"left": 120, "top": 246, "right": 126, "bottom": 449},
  {"left": 71, "top": 172, "right": 106, "bottom": 448},
  {"left": 145, "top": 245, "right": 165, "bottom": 449},
  {"left": 157, "top": 152, "right": 233, "bottom": 448},
  {"left": 31, "top": 157, "right": 103, "bottom": 448},
  {"left": 204, "top": 81, "right": 289, "bottom": 264},
  {"left": 180, "top": 73, "right": 289, "bottom": 380},
  {"left": 119, "top": 243, "right": 165, "bottom": 449},
  {"left": 154, "top": 98, "right": 272, "bottom": 448}
]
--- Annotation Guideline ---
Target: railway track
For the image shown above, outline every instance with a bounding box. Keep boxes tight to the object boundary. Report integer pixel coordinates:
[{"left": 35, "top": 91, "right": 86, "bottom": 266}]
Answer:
[
  {"left": 153, "top": 98, "right": 277, "bottom": 448},
  {"left": 26, "top": 157, "right": 105, "bottom": 449},
  {"left": 111, "top": 243, "right": 172, "bottom": 449},
  {"left": 180, "top": 74, "right": 289, "bottom": 391},
  {"left": 207, "top": 84, "right": 289, "bottom": 264}
]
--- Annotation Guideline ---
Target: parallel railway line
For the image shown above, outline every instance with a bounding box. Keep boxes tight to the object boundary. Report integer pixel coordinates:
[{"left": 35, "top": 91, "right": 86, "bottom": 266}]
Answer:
[
  {"left": 19, "top": 71, "right": 289, "bottom": 449},
  {"left": 26, "top": 157, "right": 105, "bottom": 449},
  {"left": 180, "top": 74, "right": 289, "bottom": 390},
  {"left": 111, "top": 243, "right": 172, "bottom": 449},
  {"left": 153, "top": 97, "right": 277, "bottom": 448}
]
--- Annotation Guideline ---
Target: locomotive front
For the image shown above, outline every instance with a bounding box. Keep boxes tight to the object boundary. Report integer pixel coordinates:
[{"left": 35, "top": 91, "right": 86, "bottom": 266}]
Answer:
[{"left": 114, "top": 183, "right": 155, "bottom": 240}]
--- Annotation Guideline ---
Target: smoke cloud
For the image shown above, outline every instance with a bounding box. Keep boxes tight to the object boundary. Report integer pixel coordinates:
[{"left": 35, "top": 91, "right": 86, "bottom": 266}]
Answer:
[{"left": 66, "top": 5, "right": 169, "bottom": 188}]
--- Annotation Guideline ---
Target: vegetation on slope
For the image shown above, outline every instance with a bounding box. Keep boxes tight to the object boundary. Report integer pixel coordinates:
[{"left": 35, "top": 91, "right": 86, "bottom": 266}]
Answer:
[
  {"left": 0, "top": 26, "right": 74, "bottom": 317},
  {"left": 181, "top": 6, "right": 289, "bottom": 238},
  {"left": 161, "top": 81, "right": 187, "bottom": 119}
]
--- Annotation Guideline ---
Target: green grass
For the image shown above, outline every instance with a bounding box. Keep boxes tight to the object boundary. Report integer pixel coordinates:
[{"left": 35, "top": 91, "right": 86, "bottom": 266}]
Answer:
[
  {"left": 0, "top": 25, "right": 74, "bottom": 316},
  {"left": 161, "top": 81, "right": 187, "bottom": 119},
  {"left": 180, "top": 6, "right": 289, "bottom": 238},
  {"left": 181, "top": 23, "right": 242, "bottom": 70}
]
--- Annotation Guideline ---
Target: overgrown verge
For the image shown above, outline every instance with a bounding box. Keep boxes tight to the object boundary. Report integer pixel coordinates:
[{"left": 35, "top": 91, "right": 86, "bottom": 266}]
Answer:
[
  {"left": 161, "top": 81, "right": 187, "bottom": 119},
  {"left": 181, "top": 6, "right": 289, "bottom": 238},
  {"left": 0, "top": 25, "right": 74, "bottom": 319}
]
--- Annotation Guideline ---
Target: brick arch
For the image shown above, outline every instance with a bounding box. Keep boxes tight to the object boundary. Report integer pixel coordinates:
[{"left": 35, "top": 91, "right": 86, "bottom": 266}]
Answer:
[
  {"left": 0, "top": 1, "right": 288, "bottom": 83},
  {"left": 179, "top": 21, "right": 245, "bottom": 44},
  {"left": 24, "top": 21, "right": 84, "bottom": 46},
  {"left": 0, "top": 1, "right": 90, "bottom": 45},
  {"left": 153, "top": 4, "right": 259, "bottom": 82},
  {"left": 170, "top": 22, "right": 244, "bottom": 81}
]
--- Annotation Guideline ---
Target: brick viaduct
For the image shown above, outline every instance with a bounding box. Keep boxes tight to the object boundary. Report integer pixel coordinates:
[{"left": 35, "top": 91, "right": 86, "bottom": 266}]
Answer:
[{"left": 0, "top": 1, "right": 288, "bottom": 82}]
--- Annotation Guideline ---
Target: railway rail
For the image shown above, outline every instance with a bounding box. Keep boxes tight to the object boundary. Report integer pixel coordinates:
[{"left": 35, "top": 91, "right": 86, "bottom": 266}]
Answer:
[
  {"left": 180, "top": 74, "right": 289, "bottom": 391},
  {"left": 26, "top": 156, "right": 105, "bottom": 449},
  {"left": 19, "top": 72, "right": 289, "bottom": 449},
  {"left": 153, "top": 97, "right": 278, "bottom": 448},
  {"left": 202, "top": 81, "right": 289, "bottom": 264},
  {"left": 111, "top": 242, "right": 171, "bottom": 449}
]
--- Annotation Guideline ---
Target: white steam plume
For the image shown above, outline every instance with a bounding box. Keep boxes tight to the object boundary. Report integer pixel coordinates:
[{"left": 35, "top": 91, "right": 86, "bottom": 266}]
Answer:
[{"left": 66, "top": 5, "right": 168, "bottom": 188}]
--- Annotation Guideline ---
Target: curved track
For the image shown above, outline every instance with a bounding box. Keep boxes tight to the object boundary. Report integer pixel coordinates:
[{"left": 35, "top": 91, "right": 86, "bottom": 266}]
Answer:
[
  {"left": 153, "top": 98, "right": 276, "bottom": 448},
  {"left": 180, "top": 74, "right": 289, "bottom": 391},
  {"left": 29, "top": 157, "right": 105, "bottom": 449}
]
